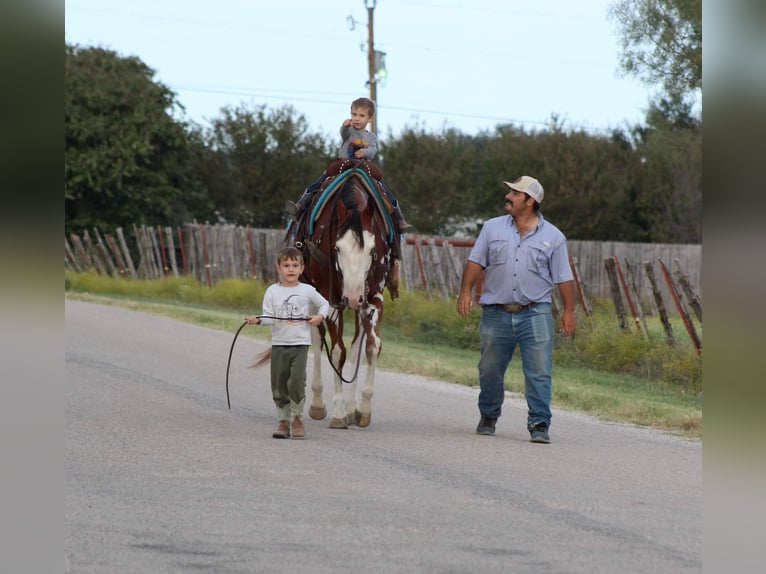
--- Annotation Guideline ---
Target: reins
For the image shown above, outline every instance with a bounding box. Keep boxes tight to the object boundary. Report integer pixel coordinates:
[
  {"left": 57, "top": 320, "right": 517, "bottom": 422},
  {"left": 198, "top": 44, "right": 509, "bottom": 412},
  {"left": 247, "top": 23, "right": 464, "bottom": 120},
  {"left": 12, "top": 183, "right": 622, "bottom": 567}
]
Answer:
[
  {"left": 315, "top": 306, "right": 376, "bottom": 385},
  {"left": 225, "top": 315, "right": 311, "bottom": 410}
]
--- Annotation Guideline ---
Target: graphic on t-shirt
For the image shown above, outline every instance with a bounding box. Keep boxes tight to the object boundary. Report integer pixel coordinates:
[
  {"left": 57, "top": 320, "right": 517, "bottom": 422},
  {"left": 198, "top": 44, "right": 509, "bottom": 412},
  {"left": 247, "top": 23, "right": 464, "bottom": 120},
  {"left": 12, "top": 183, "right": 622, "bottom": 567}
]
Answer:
[{"left": 278, "top": 294, "right": 304, "bottom": 322}]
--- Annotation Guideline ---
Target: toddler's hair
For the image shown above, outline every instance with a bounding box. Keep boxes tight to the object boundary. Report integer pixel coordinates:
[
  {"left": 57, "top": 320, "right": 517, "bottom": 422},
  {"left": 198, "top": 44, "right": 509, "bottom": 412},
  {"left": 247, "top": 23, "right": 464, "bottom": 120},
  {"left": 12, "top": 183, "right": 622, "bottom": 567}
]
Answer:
[
  {"left": 351, "top": 97, "right": 375, "bottom": 117},
  {"left": 277, "top": 246, "right": 304, "bottom": 265}
]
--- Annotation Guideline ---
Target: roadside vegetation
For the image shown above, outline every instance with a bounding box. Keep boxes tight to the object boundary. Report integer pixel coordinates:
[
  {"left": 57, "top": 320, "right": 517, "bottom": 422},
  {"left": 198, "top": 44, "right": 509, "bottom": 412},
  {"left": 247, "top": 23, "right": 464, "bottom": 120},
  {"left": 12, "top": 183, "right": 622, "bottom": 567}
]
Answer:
[{"left": 65, "top": 271, "right": 702, "bottom": 440}]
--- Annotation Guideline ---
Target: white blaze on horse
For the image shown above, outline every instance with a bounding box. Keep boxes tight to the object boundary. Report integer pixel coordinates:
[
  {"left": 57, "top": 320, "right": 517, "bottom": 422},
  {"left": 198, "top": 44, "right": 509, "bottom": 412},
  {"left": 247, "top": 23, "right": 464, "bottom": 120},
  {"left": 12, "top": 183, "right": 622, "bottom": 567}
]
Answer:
[{"left": 291, "top": 164, "right": 395, "bottom": 428}]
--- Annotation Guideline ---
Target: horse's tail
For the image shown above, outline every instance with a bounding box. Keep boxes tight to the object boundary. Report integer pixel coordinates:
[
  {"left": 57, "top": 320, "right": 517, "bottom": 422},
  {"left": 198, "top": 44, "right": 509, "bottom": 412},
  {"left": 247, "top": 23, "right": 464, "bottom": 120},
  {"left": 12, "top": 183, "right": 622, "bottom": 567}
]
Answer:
[{"left": 250, "top": 348, "right": 272, "bottom": 368}]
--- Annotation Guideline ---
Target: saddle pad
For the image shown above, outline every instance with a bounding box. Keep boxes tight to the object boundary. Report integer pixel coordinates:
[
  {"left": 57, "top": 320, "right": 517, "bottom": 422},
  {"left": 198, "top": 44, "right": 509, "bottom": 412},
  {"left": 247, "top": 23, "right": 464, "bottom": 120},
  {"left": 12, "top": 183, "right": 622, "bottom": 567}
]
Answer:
[{"left": 308, "top": 168, "right": 395, "bottom": 243}]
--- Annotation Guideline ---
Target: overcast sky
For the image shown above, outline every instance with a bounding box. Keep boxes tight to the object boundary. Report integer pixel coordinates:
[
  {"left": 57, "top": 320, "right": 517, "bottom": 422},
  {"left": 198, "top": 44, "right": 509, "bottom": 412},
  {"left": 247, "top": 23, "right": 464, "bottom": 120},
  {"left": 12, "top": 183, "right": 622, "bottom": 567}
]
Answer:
[{"left": 64, "top": 0, "right": 656, "bottom": 139}]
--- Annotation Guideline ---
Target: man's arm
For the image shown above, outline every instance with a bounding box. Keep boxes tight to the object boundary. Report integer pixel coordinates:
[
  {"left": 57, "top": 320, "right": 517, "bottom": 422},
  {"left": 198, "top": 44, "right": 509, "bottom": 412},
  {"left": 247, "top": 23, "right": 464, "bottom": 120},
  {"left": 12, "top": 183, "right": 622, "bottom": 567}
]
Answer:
[
  {"left": 557, "top": 279, "right": 576, "bottom": 337},
  {"left": 456, "top": 260, "right": 483, "bottom": 317}
]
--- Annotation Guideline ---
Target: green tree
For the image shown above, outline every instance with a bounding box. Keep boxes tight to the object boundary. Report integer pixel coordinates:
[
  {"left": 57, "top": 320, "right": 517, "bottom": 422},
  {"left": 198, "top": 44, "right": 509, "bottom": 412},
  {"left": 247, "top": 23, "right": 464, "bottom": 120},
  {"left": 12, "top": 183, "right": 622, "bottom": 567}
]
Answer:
[
  {"left": 629, "top": 100, "right": 702, "bottom": 243},
  {"left": 609, "top": 0, "right": 702, "bottom": 106},
  {"left": 65, "top": 44, "right": 209, "bottom": 234},
  {"left": 482, "top": 119, "right": 645, "bottom": 241},
  {"left": 197, "top": 103, "right": 331, "bottom": 227},
  {"left": 381, "top": 124, "right": 477, "bottom": 235}
]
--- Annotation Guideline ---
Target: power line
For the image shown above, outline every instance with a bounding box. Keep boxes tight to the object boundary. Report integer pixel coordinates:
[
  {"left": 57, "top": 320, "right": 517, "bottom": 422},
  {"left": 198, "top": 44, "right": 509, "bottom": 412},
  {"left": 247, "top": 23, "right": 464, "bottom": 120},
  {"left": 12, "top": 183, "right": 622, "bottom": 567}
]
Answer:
[{"left": 172, "top": 83, "right": 620, "bottom": 134}]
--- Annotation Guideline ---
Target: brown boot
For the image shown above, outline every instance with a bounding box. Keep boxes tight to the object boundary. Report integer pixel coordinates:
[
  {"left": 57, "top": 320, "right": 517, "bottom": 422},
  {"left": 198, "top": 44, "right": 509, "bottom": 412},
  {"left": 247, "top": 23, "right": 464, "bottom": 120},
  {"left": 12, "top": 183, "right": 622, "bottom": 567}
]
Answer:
[
  {"left": 291, "top": 416, "right": 305, "bottom": 439},
  {"left": 272, "top": 420, "right": 290, "bottom": 439},
  {"left": 392, "top": 204, "right": 415, "bottom": 233}
]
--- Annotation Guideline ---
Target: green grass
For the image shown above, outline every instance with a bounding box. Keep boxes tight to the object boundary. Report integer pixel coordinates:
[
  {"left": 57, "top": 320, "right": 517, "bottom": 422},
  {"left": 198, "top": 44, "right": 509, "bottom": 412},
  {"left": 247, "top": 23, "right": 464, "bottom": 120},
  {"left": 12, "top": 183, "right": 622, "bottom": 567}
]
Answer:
[{"left": 65, "top": 271, "right": 702, "bottom": 440}]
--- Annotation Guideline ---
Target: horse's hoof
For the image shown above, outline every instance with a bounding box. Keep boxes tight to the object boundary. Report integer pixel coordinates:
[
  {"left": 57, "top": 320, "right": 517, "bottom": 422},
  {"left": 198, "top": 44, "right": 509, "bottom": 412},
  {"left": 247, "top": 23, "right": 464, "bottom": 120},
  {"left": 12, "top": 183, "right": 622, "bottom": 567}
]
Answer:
[
  {"left": 309, "top": 405, "right": 327, "bottom": 420},
  {"left": 329, "top": 418, "right": 348, "bottom": 429},
  {"left": 355, "top": 410, "right": 371, "bottom": 428}
]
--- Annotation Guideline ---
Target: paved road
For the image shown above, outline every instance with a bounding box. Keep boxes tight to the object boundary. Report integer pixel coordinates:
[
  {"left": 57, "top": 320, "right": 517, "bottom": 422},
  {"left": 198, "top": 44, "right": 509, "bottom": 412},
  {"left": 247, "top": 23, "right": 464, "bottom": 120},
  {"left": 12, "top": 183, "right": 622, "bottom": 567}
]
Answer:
[{"left": 65, "top": 299, "right": 701, "bottom": 573}]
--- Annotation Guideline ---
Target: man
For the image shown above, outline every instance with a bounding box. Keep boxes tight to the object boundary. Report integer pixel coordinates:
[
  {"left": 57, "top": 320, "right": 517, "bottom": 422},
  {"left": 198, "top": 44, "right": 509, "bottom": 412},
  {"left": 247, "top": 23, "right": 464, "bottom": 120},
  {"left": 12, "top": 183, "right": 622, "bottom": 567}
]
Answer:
[{"left": 456, "top": 176, "right": 576, "bottom": 443}]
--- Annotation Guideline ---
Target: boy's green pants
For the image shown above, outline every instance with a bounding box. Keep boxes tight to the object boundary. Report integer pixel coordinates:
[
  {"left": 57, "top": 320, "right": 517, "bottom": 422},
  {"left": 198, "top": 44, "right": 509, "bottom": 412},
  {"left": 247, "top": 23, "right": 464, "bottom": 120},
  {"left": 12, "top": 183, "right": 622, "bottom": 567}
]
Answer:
[{"left": 270, "top": 345, "right": 308, "bottom": 421}]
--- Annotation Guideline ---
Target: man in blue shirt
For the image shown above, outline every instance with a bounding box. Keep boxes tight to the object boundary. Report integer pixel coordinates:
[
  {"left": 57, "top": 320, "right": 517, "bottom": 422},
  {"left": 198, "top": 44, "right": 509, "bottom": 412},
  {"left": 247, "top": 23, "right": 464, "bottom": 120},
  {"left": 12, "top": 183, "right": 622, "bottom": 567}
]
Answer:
[{"left": 456, "top": 176, "right": 576, "bottom": 443}]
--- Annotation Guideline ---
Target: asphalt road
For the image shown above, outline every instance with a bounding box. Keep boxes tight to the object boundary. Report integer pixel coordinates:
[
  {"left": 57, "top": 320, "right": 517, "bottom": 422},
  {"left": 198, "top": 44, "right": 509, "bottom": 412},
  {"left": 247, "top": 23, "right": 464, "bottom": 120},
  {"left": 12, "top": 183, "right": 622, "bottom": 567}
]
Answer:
[{"left": 65, "top": 299, "right": 701, "bottom": 574}]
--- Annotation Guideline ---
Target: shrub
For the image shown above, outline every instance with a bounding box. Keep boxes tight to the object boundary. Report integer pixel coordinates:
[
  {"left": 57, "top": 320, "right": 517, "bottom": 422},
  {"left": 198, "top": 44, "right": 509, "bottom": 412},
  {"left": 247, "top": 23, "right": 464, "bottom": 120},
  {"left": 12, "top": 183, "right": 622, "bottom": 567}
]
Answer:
[{"left": 65, "top": 273, "right": 701, "bottom": 389}]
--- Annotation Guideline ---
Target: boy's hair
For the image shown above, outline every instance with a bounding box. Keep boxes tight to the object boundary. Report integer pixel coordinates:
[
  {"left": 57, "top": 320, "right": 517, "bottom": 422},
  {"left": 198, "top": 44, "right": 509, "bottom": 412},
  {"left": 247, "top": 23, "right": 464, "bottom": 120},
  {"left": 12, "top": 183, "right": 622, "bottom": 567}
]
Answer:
[
  {"left": 277, "top": 246, "right": 304, "bottom": 265},
  {"left": 351, "top": 97, "right": 375, "bottom": 117}
]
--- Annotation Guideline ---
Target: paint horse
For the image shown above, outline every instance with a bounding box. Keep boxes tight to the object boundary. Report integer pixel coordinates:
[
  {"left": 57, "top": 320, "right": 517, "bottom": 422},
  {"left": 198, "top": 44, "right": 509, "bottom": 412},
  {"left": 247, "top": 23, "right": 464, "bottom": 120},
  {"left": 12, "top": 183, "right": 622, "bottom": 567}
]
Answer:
[{"left": 287, "top": 162, "right": 395, "bottom": 428}]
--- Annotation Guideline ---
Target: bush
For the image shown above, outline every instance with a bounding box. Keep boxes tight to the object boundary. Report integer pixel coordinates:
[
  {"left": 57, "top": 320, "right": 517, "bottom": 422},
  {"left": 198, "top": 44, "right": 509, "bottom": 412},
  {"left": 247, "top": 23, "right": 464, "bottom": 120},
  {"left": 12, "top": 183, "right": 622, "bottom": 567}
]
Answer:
[{"left": 65, "top": 273, "right": 701, "bottom": 389}]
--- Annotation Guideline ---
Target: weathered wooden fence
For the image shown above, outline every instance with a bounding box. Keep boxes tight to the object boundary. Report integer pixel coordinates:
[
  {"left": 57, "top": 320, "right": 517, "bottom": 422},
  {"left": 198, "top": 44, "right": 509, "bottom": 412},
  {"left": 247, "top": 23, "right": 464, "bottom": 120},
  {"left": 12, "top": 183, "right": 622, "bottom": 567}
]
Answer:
[{"left": 66, "top": 225, "right": 701, "bottom": 319}]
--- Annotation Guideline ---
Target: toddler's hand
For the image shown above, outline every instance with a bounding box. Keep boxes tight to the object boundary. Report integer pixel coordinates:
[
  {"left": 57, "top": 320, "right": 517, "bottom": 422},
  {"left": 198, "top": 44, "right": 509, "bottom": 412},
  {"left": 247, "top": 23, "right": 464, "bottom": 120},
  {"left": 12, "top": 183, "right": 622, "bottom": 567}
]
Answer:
[{"left": 244, "top": 316, "right": 260, "bottom": 325}]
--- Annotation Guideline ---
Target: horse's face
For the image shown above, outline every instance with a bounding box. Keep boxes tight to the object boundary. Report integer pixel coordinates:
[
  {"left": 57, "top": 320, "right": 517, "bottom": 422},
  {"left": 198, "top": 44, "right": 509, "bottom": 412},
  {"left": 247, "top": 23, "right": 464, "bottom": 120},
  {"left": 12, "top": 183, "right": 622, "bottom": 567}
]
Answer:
[{"left": 335, "top": 228, "right": 375, "bottom": 310}]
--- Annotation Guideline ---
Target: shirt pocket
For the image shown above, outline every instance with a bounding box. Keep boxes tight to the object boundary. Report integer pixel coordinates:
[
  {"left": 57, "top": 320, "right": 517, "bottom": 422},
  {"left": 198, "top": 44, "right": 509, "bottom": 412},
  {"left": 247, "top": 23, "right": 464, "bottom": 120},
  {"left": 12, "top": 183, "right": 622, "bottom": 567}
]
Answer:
[
  {"left": 526, "top": 243, "right": 551, "bottom": 276},
  {"left": 488, "top": 239, "right": 509, "bottom": 266}
]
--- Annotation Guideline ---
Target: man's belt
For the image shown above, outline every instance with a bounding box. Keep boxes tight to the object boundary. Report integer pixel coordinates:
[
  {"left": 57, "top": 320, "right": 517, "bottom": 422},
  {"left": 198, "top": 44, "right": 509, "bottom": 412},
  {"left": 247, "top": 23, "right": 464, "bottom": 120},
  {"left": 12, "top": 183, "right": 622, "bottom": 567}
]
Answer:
[{"left": 491, "top": 302, "right": 538, "bottom": 313}]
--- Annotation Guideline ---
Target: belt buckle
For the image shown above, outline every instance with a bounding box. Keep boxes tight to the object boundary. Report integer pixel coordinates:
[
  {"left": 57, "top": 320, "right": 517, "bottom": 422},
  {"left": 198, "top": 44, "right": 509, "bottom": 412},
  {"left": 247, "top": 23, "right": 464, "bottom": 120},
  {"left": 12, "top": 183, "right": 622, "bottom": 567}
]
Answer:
[{"left": 502, "top": 303, "right": 523, "bottom": 313}]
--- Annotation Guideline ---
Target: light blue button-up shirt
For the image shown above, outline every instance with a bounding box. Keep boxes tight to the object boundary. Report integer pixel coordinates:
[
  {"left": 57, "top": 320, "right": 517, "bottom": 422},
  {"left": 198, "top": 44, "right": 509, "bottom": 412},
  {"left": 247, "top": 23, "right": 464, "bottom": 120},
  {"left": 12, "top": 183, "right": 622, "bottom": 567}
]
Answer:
[{"left": 467, "top": 213, "right": 573, "bottom": 305}]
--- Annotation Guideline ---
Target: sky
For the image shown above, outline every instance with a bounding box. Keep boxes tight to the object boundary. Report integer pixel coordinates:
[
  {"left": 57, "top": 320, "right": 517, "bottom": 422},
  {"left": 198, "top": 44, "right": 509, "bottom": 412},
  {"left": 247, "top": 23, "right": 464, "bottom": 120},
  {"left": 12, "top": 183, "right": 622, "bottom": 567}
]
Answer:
[{"left": 64, "top": 0, "right": 656, "bottom": 140}]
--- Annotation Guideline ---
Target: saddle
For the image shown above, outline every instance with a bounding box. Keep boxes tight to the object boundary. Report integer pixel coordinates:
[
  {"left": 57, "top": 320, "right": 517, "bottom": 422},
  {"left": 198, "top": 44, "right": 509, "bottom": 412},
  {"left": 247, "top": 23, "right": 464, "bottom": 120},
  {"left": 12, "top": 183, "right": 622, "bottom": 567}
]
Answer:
[
  {"left": 292, "top": 164, "right": 395, "bottom": 245},
  {"left": 285, "top": 161, "right": 403, "bottom": 301}
]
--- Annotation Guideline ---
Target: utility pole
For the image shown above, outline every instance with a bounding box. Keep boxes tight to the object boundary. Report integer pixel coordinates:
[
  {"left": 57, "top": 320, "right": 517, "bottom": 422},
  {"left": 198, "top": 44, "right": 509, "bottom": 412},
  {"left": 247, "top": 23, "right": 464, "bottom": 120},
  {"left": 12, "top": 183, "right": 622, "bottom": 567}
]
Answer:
[{"left": 365, "top": 0, "right": 377, "bottom": 133}]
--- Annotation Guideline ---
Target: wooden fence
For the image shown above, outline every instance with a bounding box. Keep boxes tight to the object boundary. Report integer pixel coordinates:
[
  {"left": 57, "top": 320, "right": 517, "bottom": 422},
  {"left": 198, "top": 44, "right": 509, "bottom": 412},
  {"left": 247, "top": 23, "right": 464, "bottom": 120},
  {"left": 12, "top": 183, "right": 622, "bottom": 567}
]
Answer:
[{"left": 65, "top": 224, "right": 701, "bottom": 318}]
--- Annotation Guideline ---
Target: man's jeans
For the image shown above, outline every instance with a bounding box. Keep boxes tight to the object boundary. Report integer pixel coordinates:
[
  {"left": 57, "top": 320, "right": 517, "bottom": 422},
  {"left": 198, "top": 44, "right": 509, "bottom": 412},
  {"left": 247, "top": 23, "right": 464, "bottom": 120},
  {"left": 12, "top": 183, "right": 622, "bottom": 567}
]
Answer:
[{"left": 477, "top": 303, "right": 553, "bottom": 430}]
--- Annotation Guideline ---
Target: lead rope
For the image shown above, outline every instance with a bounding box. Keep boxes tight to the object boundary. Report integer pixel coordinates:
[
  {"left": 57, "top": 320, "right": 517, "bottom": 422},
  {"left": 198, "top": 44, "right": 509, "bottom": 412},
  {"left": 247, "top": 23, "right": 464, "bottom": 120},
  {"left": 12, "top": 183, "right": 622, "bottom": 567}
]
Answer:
[
  {"left": 317, "top": 307, "right": 375, "bottom": 384},
  {"left": 225, "top": 315, "right": 311, "bottom": 410}
]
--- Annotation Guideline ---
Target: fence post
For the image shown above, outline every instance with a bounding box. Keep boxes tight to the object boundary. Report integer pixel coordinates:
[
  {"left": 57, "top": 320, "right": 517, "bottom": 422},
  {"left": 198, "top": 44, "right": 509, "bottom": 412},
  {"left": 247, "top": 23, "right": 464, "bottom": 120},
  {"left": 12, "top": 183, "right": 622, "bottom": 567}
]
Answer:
[
  {"left": 673, "top": 258, "right": 702, "bottom": 323},
  {"left": 116, "top": 227, "right": 137, "bottom": 279},
  {"left": 568, "top": 255, "right": 591, "bottom": 317},
  {"left": 644, "top": 261, "right": 675, "bottom": 346},
  {"left": 199, "top": 223, "right": 212, "bottom": 288},
  {"left": 613, "top": 256, "right": 643, "bottom": 335},
  {"left": 659, "top": 258, "right": 701, "bottom": 355},
  {"left": 604, "top": 257, "right": 628, "bottom": 330},
  {"left": 624, "top": 258, "right": 651, "bottom": 340}
]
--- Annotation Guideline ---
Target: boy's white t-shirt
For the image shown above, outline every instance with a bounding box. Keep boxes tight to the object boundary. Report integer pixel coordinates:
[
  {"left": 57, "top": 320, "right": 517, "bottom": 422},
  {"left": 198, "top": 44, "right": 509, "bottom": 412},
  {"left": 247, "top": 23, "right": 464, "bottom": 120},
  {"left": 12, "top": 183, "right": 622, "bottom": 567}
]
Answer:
[{"left": 259, "top": 282, "right": 330, "bottom": 345}]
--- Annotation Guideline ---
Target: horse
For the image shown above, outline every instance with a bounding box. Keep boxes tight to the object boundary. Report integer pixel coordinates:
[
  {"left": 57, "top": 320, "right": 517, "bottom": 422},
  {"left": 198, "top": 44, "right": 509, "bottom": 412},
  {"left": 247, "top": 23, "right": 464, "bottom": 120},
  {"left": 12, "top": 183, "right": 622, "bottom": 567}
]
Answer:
[{"left": 288, "top": 164, "right": 395, "bottom": 428}]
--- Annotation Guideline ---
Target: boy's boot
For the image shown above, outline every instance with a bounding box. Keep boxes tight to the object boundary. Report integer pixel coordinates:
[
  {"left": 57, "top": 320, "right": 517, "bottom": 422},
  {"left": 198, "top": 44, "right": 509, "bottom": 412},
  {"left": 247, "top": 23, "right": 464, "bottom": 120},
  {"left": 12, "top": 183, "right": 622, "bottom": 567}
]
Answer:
[
  {"left": 288, "top": 191, "right": 312, "bottom": 219},
  {"left": 391, "top": 203, "right": 415, "bottom": 233}
]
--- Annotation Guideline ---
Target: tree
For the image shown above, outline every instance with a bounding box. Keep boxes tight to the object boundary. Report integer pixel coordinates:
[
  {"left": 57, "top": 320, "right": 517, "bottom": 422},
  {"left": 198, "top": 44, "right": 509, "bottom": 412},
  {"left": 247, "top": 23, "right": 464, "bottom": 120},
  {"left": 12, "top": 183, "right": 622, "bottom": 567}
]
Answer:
[
  {"left": 196, "top": 103, "right": 332, "bottom": 228},
  {"left": 381, "top": 124, "right": 477, "bottom": 235},
  {"left": 609, "top": 0, "right": 702, "bottom": 106},
  {"left": 65, "top": 44, "right": 210, "bottom": 234},
  {"left": 629, "top": 100, "right": 702, "bottom": 243}
]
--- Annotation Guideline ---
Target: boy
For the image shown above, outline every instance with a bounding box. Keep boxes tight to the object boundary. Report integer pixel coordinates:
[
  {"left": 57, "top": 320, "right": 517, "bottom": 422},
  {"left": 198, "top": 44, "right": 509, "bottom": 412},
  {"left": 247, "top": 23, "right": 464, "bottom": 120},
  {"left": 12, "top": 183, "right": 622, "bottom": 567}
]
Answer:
[
  {"left": 292, "top": 97, "right": 413, "bottom": 233},
  {"left": 245, "top": 247, "right": 330, "bottom": 439}
]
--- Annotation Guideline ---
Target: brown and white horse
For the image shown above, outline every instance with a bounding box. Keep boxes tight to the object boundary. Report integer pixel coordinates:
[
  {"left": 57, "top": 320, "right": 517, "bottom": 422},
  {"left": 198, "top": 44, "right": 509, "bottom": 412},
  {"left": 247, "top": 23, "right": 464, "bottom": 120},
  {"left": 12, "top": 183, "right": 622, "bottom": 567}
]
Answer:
[{"left": 290, "top": 166, "right": 394, "bottom": 428}]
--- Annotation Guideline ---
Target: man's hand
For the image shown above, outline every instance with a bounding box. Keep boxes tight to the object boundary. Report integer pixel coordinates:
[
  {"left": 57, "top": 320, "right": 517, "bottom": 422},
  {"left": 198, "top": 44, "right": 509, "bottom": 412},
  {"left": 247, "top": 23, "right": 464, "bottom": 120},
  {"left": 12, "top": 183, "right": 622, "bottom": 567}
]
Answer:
[{"left": 456, "top": 293, "right": 474, "bottom": 317}]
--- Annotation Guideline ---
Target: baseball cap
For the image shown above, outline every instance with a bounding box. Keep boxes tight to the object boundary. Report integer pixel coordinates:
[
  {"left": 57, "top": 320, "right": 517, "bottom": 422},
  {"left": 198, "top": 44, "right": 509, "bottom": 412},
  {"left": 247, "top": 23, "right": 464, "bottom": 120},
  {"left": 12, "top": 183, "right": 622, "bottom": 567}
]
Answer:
[{"left": 502, "top": 176, "right": 544, "bottom": 204}]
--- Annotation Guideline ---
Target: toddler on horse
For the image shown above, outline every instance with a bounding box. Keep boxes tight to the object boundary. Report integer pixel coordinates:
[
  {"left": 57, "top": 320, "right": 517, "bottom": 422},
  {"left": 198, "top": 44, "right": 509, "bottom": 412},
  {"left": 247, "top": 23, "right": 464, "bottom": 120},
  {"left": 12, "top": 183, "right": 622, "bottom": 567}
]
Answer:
[{"left": 288, "top": 97, "right": 413, "bottom": 299}]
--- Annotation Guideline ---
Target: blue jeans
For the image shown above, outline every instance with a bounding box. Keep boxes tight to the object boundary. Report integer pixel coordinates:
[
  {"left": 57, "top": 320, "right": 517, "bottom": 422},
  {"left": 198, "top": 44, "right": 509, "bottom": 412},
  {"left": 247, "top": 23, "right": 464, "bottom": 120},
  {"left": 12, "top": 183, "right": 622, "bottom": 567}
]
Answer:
[{"left": 477, "top": 303, "right": 553, "bottom": 431}]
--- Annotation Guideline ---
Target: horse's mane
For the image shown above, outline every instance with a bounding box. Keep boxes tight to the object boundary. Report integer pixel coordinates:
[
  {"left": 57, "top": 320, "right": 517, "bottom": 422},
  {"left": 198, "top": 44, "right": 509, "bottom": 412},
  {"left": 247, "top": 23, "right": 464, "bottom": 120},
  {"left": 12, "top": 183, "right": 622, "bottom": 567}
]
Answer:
[{"left": 336, "top": 178, "right": 367, "bottom": 247}]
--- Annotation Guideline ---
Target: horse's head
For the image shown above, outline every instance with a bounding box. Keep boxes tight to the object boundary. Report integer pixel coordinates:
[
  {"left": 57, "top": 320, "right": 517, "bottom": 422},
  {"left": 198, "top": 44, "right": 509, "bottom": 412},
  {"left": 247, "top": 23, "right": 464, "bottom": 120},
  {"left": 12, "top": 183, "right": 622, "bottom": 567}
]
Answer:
[
  {"left": 333, "top": 184, "right": 377, "bottom": 309},
  {"left": 334, "top": 225, "right": 376, "bottom": 310}
]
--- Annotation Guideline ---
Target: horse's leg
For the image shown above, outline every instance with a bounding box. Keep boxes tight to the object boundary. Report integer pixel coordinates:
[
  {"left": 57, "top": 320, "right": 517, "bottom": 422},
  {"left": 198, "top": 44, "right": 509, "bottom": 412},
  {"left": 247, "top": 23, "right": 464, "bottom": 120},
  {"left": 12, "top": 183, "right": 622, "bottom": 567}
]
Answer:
[
  {"left": 344, "top": 313, "right": 362, "bottom": 424},
  {"left": 308, "top": 324, "right": 326, "bottom": 420},
  {"left": 355, "top": 302, "right": 382, "bottom": 428},
  {"left": 327, "top": 317, "right": 349, "bottom": 429}
]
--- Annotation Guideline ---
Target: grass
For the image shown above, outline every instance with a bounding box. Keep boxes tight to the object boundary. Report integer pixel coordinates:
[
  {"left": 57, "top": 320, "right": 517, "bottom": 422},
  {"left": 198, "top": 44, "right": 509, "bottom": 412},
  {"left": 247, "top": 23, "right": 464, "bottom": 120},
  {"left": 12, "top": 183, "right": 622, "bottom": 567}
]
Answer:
[{"left": 65, "top": 271, "right": 702, "bottom": 440}]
